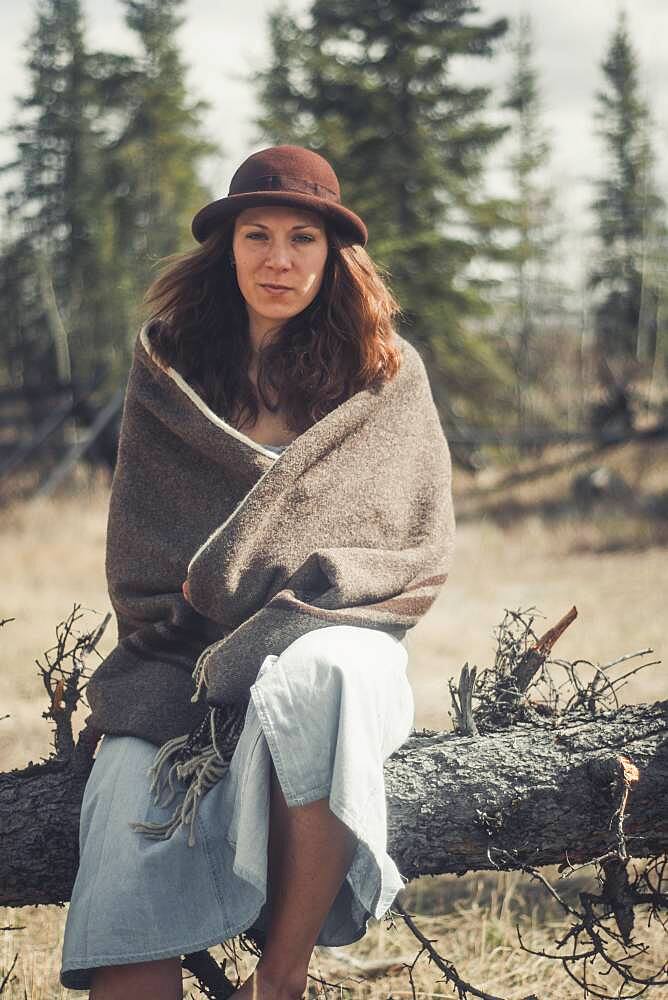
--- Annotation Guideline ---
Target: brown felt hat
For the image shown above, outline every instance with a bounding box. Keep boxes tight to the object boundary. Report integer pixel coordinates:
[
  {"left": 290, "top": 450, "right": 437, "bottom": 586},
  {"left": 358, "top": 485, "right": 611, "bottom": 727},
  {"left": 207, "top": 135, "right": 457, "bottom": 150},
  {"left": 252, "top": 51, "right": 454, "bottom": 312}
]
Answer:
[{"left": 191, "top": 145, "right": 368, "bottom": 247}]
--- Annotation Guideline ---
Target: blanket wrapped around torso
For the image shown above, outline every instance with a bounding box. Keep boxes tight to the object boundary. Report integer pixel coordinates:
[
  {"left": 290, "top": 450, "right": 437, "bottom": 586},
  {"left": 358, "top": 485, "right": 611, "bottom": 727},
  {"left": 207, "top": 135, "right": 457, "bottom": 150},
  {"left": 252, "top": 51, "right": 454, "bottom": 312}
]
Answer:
[{"left": 87, "top": 320, "right": 456, "bottom": 789}]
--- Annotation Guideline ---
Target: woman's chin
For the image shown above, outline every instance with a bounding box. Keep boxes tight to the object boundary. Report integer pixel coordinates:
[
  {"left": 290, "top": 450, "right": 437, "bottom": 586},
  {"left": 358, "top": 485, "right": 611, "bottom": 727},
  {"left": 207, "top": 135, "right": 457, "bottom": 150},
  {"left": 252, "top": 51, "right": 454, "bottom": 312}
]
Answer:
[{"left": 256, "top": 303, "right": 303, "bottom": 321}]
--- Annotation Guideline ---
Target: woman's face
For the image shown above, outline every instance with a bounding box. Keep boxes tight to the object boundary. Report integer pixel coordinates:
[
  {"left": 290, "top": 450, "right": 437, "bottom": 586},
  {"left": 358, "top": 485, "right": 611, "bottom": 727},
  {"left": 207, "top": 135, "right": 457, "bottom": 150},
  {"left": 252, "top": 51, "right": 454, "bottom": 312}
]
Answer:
[{"left": 231, "top": 205, "right": 329, "bottom": 342}]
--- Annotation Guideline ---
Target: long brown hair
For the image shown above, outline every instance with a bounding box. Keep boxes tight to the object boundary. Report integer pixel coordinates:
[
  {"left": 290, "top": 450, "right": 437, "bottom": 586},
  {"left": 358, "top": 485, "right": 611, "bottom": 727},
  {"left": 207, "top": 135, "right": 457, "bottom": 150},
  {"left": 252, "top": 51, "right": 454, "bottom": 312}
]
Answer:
[{"left": 142, "top": 215, "right": 403, "bottom": 436}]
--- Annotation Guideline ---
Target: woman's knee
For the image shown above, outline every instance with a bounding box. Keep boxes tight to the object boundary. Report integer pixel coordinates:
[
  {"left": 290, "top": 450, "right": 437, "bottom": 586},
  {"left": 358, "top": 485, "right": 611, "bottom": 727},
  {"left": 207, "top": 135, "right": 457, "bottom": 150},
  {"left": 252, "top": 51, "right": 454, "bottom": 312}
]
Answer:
[{"left": 277, "top": 624, "right": 404, "bottom": 678}]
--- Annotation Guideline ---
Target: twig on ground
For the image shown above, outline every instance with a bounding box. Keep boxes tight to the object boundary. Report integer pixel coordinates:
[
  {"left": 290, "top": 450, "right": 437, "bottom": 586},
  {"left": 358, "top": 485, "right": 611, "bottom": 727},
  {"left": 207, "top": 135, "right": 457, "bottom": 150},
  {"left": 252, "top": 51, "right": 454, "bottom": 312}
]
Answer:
[
  {"left": 0, "top": 952, "right": 18, "bottom": 995},
  {"left": 182, "top": 950, "right": 235, "bottom": 1000},
  {"left": 392, "top": 898, "right": 539, "bottom": 1000}
]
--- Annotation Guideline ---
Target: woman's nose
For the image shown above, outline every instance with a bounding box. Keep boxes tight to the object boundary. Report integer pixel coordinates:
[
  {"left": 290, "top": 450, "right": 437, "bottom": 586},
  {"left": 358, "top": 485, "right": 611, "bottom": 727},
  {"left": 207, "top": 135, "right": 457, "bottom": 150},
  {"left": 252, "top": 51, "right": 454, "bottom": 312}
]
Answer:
[{"left": 265, "top": 239, "right": 292, "bottom": 269}]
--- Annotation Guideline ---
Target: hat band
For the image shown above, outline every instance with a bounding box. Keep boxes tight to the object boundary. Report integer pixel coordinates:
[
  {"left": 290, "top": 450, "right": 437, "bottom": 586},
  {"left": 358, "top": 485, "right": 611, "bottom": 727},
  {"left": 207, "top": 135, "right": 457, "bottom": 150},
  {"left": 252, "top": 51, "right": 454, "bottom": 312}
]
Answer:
[{"left": 231, "top": 172, "right": 340, "bottom": 202}]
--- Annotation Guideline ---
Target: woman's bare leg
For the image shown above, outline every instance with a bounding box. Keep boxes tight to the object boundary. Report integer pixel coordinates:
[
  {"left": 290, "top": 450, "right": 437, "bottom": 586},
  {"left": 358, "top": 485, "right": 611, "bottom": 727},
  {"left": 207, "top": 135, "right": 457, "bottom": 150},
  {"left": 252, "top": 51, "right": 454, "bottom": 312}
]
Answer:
[
  {"left": 89, "top": 763, "right": 358, "bottom": 1000},
  {"left": 235, "top": 760, "right": 358, "bottom": 999},
  {"left": 89, "top": 956, "right": 182, "bottom": 999}
]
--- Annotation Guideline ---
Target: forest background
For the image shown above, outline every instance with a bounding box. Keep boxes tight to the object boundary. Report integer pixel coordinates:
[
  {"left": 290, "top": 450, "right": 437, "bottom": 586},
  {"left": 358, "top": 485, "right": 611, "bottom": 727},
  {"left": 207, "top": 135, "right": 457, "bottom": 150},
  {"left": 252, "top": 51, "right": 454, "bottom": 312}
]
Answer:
[
  {"left": 1, "top": 0, "right": 667, "bottom": 431},
  {"left": 1, "top": 1, "right": 668, "bottom": 998}
]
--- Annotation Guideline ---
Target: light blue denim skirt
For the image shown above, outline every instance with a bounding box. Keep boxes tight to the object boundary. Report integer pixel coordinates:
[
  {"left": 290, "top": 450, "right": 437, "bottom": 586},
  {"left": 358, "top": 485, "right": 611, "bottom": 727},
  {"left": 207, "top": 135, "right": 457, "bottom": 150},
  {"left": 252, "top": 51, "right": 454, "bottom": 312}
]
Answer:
[{"left": 60, "top": 624, "right": 415, "bottom": 990}]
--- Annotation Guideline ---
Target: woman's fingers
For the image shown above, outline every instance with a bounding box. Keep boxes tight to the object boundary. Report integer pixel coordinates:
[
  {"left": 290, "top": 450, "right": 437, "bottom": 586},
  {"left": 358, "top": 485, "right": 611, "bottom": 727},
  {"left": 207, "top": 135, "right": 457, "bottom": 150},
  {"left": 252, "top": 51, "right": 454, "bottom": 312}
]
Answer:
[{"left": 182, "top": 579, "right": 191, "bottom": 602}]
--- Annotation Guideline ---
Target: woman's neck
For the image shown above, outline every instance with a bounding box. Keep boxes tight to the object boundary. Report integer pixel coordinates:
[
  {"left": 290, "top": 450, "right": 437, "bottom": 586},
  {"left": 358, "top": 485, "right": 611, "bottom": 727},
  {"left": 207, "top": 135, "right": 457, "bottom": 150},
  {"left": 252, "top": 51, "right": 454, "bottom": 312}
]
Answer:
[{"left": 247, "top": 312, "right": 283, "bottom": 359}]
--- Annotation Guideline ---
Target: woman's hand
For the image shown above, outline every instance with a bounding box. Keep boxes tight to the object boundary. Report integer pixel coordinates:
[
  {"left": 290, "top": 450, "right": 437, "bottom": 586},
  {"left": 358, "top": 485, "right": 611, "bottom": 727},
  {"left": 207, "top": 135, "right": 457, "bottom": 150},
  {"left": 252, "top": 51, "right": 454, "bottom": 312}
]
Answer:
[{"left": 182, "top": 579, "right": 191, "bottom": 603}]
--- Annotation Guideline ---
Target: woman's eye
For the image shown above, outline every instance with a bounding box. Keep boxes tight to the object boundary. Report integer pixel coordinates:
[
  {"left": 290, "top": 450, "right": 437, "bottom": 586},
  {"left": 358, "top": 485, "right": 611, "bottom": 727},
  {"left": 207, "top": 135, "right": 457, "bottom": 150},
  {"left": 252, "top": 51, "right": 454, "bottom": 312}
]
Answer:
[{"left": 244, "top": 232, "right": 315, "bottom": 243}]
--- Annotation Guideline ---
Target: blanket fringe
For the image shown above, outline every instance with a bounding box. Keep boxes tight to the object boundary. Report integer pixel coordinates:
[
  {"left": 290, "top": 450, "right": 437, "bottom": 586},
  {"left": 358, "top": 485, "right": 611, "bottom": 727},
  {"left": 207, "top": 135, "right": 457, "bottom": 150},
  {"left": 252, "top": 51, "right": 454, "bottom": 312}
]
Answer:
[
  {"left": 130, "top": 702, "right": 247, "bottom": 847},
  {"left": 191, "top": 645, "right": 210, "bottom": 704}
]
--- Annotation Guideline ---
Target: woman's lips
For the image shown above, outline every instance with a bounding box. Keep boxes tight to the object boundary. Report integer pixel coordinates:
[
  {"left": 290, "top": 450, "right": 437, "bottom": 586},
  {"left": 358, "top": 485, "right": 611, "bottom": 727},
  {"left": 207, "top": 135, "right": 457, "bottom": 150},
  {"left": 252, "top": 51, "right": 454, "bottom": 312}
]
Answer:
[{"left": 260, "top": 284, "right": 292, "bottom": 294}]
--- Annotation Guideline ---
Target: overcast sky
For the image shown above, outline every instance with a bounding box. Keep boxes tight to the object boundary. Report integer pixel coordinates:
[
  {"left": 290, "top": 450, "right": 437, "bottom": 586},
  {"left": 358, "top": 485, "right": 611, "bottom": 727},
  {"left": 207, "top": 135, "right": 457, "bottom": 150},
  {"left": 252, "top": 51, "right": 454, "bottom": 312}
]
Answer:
[{"left": 1, "top": 0, "right": 666, "bottom": 287}]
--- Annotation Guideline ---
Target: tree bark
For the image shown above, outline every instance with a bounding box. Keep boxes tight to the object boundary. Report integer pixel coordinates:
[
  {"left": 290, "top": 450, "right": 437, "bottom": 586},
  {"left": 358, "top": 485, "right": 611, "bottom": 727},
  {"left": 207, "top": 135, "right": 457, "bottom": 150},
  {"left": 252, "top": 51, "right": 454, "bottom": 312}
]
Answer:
[
  {"left": 1, "top": 742, "right": 92, "bottom": 907},
  {"left": 2, "top": 699, "right": 667, "bottom": 907},
  {"left": 387, "top": 699, "right": 668, "bottom": 879}
]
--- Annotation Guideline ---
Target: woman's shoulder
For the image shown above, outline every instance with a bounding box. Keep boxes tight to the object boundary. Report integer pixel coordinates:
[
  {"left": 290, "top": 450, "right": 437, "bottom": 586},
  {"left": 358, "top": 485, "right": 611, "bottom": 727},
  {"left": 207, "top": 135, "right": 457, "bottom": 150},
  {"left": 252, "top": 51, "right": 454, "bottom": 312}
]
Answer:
[
  {"left": 138, "top": 318, "right": 173, "bottom": 373},
  {"left": 139, "top": 318, "right": 209, "bottom": 398},
  {"left": 393, "top": 331, "right": 426, "bottom": 372},
  {"left": 144, "top": 316, "right": 170, "bottom": 344}
]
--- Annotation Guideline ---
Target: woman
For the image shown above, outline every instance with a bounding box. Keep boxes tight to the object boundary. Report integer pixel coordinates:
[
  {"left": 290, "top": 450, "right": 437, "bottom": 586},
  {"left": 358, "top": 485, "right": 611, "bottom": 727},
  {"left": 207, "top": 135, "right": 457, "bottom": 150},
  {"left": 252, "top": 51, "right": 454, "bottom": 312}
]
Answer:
[{"left": 60, "top": 145, "right": 455, "bottom": 999}]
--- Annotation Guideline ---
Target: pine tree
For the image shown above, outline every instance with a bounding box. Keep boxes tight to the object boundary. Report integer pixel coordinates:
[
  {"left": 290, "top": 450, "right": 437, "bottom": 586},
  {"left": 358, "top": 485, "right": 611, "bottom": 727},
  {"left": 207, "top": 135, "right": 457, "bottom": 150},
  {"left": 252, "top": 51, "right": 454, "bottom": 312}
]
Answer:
[
  {"left": 497, "top": 12, "right": 568, "bottom": 438},
  {"left": 253, "top": 0, "right": 518, "bottom": 424},
  {"left": 0, "top": 0, "right": 218, "bottom": 389},
  {"left": 0, "top": 238, "right": 53, "bottom": 386},
  {"left": 587, "top": 9, "right": 667, "bottom": 386},
  {"left": 105, "top": 0, "right": 217, "bottom": 316},
  {"left": 0, "top": 0, "right": 113, "bottom": 386}
]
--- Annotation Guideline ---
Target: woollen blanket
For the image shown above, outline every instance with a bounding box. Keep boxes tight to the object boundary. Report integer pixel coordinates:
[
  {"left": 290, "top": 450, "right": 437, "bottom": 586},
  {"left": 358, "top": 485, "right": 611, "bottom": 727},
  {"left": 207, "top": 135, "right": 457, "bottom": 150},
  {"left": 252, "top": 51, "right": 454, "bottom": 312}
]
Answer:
[{"left": 86, "top": 321, "right": 456, "bottom": 752}]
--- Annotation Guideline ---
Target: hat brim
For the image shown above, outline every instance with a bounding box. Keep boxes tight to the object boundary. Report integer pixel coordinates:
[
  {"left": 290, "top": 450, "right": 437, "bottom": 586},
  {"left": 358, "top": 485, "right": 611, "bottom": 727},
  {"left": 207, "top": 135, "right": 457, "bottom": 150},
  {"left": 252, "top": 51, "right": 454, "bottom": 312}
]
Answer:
[{"left": 191, "top": 190, "right": 367, "bottom": 247}]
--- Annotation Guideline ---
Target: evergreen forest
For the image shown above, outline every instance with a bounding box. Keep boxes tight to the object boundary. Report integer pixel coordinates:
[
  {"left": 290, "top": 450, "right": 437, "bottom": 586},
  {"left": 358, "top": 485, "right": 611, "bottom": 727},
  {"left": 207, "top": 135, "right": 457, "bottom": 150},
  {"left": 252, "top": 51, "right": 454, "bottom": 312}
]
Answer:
[{"left": 1, "top": 0, "right": 666, "bottom": 446}]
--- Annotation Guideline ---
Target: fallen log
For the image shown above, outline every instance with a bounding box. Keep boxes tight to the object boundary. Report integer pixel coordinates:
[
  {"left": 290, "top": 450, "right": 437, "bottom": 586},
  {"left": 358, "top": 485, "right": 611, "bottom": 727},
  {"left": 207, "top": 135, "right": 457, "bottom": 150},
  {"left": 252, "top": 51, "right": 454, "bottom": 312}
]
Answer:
[
  {"left": 387, "top": 700, "right": 668, "bottom": 879},
  {"left": 0, "top": 740, "right": 93, "bottom": 907},
  {"left": 1, "top": 699, "right": 667, "bottom": 907},
  {"left": 2, "top": 604, "right": 667, "bottom": 1000}
]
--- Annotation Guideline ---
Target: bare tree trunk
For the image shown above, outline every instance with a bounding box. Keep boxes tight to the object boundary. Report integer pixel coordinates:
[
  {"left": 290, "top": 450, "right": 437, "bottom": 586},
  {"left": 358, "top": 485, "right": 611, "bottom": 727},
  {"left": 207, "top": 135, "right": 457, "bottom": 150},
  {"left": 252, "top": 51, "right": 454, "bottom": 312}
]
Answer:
[
  {"left": 2, "top": 700, "right": 666, "bottom": 908},
  {"left": 0, "top": 742, "right": 92, "bottom": 907},
  {"left": 386, "top": 699, "right": 667, "bottom": 879}
]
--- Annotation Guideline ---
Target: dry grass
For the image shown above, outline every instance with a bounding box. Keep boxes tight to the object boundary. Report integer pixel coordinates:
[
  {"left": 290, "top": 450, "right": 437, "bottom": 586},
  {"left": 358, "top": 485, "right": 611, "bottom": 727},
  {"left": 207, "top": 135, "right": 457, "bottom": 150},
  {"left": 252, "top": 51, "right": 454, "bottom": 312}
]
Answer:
[
  {"left": 5, "top": 874, "right": 668, "bottom": 1000},
  {"left": 2, "top": 484, "right": 116, "bottom": 772},
  {"left": 1, "top": 449, "right": 667, "bottom": 999}
]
